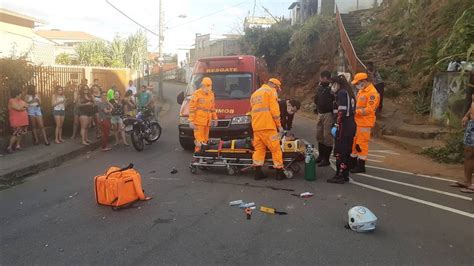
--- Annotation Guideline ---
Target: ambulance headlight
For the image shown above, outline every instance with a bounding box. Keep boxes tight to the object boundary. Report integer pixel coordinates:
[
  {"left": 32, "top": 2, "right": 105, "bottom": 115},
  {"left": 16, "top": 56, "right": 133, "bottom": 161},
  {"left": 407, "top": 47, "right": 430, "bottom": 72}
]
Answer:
[
  {"left": 179, "top": 116, "right": 189, "bottom": 125},
  {"left": 232, "top": 116, "right": 250, "bottom": 125}
]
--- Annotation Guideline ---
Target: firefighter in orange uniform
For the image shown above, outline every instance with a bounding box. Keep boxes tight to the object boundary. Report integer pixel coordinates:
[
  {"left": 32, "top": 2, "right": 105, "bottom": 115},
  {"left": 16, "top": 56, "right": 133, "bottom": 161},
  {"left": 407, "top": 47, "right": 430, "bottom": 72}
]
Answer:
[
  {"left": 350, "top": 73, "right": 380, "bottom": 173},
  {"left": 188, "top": 77, "right": 218, "bottom": 152},
  {"left": 250, "top": 78, "right": 286, "bottom": 180}
]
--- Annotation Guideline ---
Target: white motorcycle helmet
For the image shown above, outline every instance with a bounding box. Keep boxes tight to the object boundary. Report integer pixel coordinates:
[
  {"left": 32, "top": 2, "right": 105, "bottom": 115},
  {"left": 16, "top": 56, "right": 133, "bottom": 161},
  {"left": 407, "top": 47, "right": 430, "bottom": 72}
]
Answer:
[{"left": 346, "top": 206, "right": 377, "bottom": 232}]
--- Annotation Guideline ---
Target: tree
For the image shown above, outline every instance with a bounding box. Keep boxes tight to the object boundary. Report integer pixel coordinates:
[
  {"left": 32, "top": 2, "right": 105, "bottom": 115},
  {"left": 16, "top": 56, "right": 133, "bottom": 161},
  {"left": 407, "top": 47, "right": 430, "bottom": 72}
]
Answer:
[
  {"left": 76, "top": 40, "right": 109, "bottom": 66},
  {"left": 55, "top": 52, "right": 72, "bottom": 65},
  {"left": 108, "top": 36, "right": 126, "bottom": 67},
  {"left": 124, "top": 30, "right": 148, "bottom": 71},
  {"left": 0, "top": 56, "right": 35, "bottom": 126}
]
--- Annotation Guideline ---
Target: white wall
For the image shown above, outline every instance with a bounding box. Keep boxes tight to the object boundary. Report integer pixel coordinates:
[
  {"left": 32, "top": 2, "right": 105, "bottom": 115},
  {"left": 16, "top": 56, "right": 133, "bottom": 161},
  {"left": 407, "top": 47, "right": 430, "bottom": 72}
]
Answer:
[{"left": 0, "top": 21, "right": 55, "bottom": 65}]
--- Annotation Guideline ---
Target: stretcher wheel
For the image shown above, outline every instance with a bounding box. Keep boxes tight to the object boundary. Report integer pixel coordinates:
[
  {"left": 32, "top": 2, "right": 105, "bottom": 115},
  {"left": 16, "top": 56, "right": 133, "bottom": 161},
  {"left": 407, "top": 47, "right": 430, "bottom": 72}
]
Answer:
[
  {"left": 284, "top": 169, "right": 294, "bottom": 179},
  {"left": 190, "top": 165, "right": 197, "bottom": 174},
  {"left": 227, "top": 165, "right": 238, "bottom": 176},
  {"left": 289, "top": 164, "right": 301, "bottom": 174}
]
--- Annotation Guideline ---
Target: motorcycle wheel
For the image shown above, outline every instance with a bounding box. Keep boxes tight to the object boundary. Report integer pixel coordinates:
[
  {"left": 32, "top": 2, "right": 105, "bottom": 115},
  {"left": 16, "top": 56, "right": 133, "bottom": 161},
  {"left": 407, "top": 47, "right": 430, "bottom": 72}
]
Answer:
[
  {"left": 131, "top": 130, "right": 144, "bottom": 151},
  {"left": 146, "top": 122, "right": 162, "bottom": 143}
]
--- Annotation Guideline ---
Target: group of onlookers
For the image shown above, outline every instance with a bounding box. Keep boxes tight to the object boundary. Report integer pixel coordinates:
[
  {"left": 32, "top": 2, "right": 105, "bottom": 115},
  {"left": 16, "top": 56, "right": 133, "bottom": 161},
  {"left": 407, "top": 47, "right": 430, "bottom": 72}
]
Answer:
[{"left": 6, "top": 79, "right": 153, "bottom": 154}]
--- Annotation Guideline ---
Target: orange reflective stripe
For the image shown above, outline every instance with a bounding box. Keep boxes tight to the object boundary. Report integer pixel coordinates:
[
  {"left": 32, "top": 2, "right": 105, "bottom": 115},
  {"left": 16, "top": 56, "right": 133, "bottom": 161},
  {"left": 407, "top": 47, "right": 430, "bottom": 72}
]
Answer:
[{"left": 359, "top": 127, "right": 371, "bottom": 132}]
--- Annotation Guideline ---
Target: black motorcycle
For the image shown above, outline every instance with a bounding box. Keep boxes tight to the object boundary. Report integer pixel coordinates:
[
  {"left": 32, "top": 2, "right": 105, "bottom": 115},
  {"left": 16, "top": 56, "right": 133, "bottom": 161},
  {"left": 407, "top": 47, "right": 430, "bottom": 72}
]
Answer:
[{"left": 123, "top": 108, "right": 162, "bottom": 151}]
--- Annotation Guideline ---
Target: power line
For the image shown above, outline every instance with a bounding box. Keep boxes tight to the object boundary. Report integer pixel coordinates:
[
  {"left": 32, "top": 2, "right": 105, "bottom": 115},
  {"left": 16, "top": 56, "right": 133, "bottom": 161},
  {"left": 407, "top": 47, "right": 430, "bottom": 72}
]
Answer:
[
  {"left": 167, "top": 1, "right": 248, "bottom": 30},
  {"left": 105, "top": 0, "right": 159, "bottom": 37}
]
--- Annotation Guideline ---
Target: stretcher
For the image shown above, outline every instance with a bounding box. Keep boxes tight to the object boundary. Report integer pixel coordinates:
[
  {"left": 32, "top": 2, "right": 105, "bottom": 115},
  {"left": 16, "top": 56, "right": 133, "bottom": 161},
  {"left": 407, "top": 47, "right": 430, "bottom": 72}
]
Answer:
[{"left": 189, "top": 135, "right": 312, "bottom": 178}]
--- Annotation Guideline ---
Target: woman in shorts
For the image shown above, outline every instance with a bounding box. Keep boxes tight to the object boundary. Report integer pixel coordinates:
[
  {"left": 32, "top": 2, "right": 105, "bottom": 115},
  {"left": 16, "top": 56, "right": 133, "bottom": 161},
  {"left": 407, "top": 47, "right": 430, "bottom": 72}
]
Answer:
[
  {"left": 52, "top": 85, "right": 66, "bottom": 144},
  {"left": 25, "top": 85, "right": 49, "bottom": 145},
  {"left": 78, "top": 85, "right": 94, "bottom": 145},
  {"left": 110, "top": 91, "right": 129, "bottom": 146},
  {"left": 7, "top": 89, "right": 29, "bottom": 154}
]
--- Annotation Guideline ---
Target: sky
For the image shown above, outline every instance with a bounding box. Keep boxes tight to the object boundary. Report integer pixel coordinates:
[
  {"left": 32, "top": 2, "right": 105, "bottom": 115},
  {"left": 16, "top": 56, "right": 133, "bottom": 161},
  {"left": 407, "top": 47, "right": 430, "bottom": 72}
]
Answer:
[{"left": 3, "top": 0, "right": 378, "bottom": 54}]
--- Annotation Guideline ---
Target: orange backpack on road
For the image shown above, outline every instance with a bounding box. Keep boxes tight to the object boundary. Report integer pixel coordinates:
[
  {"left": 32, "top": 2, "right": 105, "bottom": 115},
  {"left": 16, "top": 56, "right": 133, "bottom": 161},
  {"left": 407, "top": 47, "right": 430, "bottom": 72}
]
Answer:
[{"left": 94, "top": 164, "right": 151, "bottom": 210}]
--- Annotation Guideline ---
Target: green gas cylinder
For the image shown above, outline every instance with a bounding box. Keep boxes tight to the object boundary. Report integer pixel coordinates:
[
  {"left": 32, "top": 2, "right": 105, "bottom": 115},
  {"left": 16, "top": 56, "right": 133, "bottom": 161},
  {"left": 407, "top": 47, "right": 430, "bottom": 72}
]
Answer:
[{"left": 304, "top": 145, "right": 316, "bottom": 181}]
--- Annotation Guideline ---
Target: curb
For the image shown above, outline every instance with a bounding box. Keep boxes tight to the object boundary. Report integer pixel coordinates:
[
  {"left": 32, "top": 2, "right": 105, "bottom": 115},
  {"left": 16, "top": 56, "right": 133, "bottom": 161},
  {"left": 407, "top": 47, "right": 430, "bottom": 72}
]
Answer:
[{"left": 0, "top": 138, "right": 104, "bottom": 187}]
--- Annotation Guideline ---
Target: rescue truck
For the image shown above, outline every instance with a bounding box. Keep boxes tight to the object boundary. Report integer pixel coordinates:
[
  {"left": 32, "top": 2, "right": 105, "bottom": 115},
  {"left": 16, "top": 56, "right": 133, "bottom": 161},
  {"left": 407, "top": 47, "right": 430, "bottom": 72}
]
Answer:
[{"left": 177, "top": 55, "right": 270, "bottom": 150}]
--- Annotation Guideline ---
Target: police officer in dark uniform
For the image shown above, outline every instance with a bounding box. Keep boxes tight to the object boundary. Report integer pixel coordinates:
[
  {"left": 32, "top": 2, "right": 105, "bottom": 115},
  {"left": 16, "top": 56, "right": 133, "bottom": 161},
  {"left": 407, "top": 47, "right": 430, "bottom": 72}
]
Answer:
[
  {"left": 327, "top": 75, "right": 357, "bottom": 184},
  {"left": 314, "top": 71, "right": 335, "bottom": 167}
]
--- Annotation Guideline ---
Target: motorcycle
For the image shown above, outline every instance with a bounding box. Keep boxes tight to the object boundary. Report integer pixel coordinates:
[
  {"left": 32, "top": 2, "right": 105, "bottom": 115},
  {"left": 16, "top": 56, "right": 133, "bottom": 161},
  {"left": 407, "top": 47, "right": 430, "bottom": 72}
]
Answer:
[{"left": 123, "top": 108, "right": 162, "bottom": 151}]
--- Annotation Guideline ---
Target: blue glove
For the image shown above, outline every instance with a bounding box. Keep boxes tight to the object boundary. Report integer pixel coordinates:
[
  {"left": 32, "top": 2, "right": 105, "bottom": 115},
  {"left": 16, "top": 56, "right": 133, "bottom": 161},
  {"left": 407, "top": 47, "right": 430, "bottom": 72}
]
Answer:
[{"left": 331, "top": 127, "right": 337, "bottom": 138}]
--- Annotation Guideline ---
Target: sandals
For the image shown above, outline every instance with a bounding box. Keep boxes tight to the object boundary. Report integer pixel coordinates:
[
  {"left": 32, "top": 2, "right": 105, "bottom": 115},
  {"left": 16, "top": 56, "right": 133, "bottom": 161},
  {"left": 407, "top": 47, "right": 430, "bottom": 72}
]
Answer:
[
  {"left": 460, "top": 186, "right": 474, "bottom": 194},
  {"left": 449, "top": 182, "right": 468, "bottom": 188}
]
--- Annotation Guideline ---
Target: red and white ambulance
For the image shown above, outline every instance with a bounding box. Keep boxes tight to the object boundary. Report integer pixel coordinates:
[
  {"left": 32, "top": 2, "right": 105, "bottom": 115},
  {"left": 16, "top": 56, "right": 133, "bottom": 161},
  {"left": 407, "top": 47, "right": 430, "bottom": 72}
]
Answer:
[{"left": 177, "top": 55, "right": 269, "bottom": 150}]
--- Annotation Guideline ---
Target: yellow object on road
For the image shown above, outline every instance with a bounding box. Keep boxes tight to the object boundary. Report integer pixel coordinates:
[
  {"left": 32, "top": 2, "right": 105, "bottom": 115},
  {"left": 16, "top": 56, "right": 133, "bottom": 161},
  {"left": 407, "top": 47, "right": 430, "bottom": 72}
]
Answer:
[{"left": 260, "top": 206, "right": 276, "bottom": 214}]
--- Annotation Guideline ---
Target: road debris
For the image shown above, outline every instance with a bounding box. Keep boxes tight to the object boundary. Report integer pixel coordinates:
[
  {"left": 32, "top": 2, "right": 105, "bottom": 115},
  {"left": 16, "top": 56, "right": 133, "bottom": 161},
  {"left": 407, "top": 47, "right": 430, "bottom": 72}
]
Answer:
[
  {"left": 259, "top": 206, "right": 288, "bottom": 215},
  {"left": 245, "top": 208, "right": 252, "bottom": 220},
  {"left": 239, "top": 202, "right": 255, "bottom": 209},
  {"left": 68, "top": 192, "right": 79, "bottom": 199},
  {"left": 170, "top": 168, "right": 178, "bottom": 174},
  {"left": 229, "top": 200, "right": 243, "bottom": 206},
  {"left": 291, "top": 192, "right": 314, "bottom": 198}
]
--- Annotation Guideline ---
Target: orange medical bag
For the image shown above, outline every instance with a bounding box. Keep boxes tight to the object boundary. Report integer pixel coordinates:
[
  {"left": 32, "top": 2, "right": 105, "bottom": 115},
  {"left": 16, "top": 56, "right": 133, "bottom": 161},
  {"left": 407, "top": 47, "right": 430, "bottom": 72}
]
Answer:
[{"left": 94, "top": 164, "right": 151, "bottom": 210}]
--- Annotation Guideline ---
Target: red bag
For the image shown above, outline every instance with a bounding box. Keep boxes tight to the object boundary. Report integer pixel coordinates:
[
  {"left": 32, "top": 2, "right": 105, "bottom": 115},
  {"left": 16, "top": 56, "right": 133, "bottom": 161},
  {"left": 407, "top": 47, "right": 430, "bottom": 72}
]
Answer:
[{"left": 94, "top": 164, "right": 151, "bottom": 210}]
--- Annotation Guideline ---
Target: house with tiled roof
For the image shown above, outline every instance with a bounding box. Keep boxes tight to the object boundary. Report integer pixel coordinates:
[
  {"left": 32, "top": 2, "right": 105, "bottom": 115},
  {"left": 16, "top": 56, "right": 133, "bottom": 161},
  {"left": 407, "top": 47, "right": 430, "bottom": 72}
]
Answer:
[
  {"left": 0, "top": 8, "right": 55, "bottom": 65},
  {"left": 36, "top": 29, "right": 102, "bottom": 59}
]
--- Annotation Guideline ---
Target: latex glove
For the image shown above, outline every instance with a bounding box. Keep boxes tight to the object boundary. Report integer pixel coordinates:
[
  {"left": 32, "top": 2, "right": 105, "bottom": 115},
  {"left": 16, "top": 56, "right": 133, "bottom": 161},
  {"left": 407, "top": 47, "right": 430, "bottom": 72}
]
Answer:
[
  {"left": 189, "top": 122, "right": 195, "bottom": 129},
  {"left": 331, "top": 127, "right": 337, "bottom": 138}
]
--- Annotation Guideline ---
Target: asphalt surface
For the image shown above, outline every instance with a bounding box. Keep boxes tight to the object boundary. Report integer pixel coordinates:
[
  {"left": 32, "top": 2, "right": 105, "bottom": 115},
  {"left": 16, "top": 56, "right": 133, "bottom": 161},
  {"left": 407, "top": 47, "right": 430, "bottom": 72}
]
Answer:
[{"left": 1, "top": 82, "right": 473, "bottom": 265}]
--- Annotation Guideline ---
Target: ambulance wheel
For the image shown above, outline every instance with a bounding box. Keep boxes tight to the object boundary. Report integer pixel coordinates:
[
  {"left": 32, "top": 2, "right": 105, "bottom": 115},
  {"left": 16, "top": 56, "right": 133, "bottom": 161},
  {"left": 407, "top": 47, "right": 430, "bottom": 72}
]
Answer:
[
  {"left": 289, "top": 164, "right": 301, "bottom": 174},
  {"left": 190, "top": 165, "right": 197, "bottom": 174},
  {"left": 284, "top": 169, "right": 294, "bottom": 179},
  {"left": 227, "top": 165, "right": 237, "bottom": 176}
]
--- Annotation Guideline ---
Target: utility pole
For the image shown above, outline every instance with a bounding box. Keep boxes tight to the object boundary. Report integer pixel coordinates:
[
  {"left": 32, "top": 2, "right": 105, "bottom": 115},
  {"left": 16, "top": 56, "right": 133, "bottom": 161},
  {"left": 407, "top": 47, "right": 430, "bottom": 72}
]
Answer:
[{"left": 158, "top": 0, "right": 164, "bottom": 100}]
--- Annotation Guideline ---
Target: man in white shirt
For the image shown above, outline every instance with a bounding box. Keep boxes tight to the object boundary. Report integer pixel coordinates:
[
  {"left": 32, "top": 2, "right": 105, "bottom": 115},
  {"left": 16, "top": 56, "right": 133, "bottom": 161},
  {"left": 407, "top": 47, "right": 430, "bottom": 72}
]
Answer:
[{"left": 127, "top": 80, "right": 137, "bottom": 96}]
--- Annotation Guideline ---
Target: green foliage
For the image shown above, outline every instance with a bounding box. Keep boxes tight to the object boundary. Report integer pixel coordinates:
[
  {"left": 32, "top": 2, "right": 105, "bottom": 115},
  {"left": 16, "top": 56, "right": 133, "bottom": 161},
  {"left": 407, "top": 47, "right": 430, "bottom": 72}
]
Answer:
[
  {"left": 287, "top": 15, "right": 336, "bottom": 64},
  {"left": 76, "top": 40, "right": 109, "bottom": 66},
  {"left": 0, "top": 56, "right": 35, "bottom": 125},
  {"left": 354, "top": 29, "right": 380, "bottom": 54},
  {"left": 413, "top": 90, "right": 431, "bottom": 115},
  {"left": 384, "top": 88, "right": 400, "bottom": 99},
  {"left": 241, "top": 23, "right": 293, "bottom": 71},
  {"left": 385, "top": 66, "right": 409, "bottom": 89},
  {"left": 55, "top": 52, "right": 72, "bottom": 65},
  {"left": 0, "top": 56, "right": 34, "bottom": 92},
  {"left": 75, "top": 31, "right": 147, "bottom": 70},
  {"left": 439, "top": 7, "right": 474, "bottom": 59},
  {"left": 418, "top": 40, "right": 442, "bottom": 74},
  {"left": 423, "top": 130, "right": 464, "bottom": 164},
  {"left": 124, "top": 30, "right": 148, "bottom": 70},
  {"left": 108, "top": 36, "right": 126, "bottom": 67}
]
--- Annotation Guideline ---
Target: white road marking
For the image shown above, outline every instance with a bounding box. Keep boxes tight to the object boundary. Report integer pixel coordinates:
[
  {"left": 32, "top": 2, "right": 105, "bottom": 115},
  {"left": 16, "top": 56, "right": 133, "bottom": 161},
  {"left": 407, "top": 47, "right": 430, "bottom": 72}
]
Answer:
[
  {"left": 366, "top": 159, "right": 383, "bottom": 163},
  {"left": 350, "top": 180, "right": 474, "bottom": 219},
  {"left": 370, "top": 150, "right": 401, "bottom": 155},
  {"left": 364, "top": 165, "right": 455, "bottom": 182},
  {"left": 368, "top": 154, "right": 386, "bottom": 158},
  {"left": 328, "top": 162, "right": 473, "bottom": 218},
  {"left": 357, "top": 173, "right": 472, "bottom": 201}
]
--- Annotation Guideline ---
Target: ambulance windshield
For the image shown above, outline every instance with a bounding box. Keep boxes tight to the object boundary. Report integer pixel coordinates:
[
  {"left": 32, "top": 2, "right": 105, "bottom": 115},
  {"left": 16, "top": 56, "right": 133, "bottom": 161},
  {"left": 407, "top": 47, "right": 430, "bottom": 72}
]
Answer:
[{"left": 187, "top": 73, "right": 252, "bottom": 99}]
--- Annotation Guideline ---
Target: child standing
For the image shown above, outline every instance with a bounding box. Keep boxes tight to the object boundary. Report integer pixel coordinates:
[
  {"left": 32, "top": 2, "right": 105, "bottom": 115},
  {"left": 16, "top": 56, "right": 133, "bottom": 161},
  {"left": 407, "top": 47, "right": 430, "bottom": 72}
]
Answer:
[{"left": 110, "top": 91, "right": 129, "bottom": 146}]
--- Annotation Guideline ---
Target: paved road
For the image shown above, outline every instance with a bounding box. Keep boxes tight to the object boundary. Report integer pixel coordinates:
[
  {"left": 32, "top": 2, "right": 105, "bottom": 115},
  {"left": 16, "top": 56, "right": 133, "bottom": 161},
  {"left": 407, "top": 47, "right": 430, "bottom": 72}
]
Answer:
[{"left": 1, "top": 83, "right": 473, "bottom": 265}]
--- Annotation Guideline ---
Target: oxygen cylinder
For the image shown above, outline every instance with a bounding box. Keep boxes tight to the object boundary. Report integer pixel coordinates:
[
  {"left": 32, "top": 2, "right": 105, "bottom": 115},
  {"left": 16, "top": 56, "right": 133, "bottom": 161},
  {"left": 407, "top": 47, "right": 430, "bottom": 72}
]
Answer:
[{"left": 304, "top": 145, "right": 316, "bottom": 181}]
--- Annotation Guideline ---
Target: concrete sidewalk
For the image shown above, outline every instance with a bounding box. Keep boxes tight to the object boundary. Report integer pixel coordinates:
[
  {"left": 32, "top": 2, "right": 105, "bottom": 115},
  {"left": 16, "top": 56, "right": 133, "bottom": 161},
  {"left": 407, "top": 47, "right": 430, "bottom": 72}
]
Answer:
[
  {"left": 0, "top": 129, "right": 104, "bottom": 186},
  {"left": 0, "top": 99, "right": 171, "bottom": 187}
]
